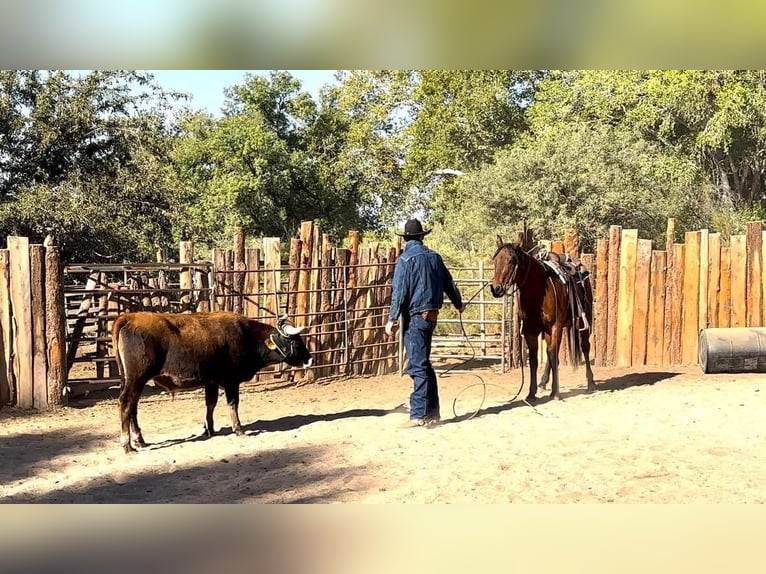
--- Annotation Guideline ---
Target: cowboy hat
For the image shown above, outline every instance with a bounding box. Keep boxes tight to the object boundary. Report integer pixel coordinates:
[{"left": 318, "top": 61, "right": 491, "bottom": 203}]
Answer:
[{"left": 395, "top": 218, "right": 432, "bottom": 238}]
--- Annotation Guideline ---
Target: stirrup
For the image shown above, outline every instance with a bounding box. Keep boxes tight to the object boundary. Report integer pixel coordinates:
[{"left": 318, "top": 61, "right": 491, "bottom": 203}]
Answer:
[{"left": 578, "top": 312, "right": 590, "bottom": 332}]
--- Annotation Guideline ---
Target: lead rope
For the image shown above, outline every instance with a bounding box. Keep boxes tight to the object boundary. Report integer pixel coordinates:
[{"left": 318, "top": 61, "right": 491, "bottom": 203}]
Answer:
[{"left": 448, "top": 278, "right": 544, "bottom": 420}]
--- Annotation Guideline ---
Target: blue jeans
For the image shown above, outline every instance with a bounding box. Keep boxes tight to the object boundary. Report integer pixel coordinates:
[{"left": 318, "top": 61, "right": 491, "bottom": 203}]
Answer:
[{"left": 404, "top": 313, "right": 439, "bottom": 420}]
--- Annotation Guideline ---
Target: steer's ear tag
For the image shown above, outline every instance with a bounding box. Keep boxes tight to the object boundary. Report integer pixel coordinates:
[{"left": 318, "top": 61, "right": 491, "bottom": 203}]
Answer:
[{"left": 266, "top": 338, "right": 277, "bottom": 351}]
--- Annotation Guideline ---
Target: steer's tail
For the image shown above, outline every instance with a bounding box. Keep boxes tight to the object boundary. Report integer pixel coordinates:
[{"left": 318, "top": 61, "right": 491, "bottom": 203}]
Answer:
[{"left": 111, "top": 315, "right": 129, "bottom": 390}]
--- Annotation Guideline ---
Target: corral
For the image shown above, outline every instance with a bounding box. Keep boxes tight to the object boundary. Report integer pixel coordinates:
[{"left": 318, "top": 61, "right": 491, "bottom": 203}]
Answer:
[{"left": 1, "top": 218, "right": 766, "bottom": 503}]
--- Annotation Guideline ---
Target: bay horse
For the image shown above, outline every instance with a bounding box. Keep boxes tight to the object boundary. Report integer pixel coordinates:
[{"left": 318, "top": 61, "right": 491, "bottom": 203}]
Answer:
[{"left": 490, "top": 236, "right": 595, "bottom": 402}]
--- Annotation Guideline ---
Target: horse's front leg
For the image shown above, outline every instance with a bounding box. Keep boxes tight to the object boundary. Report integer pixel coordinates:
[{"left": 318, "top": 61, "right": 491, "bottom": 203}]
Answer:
[{"left": 525, "top": 333, "right": 539, "bottom": 402}]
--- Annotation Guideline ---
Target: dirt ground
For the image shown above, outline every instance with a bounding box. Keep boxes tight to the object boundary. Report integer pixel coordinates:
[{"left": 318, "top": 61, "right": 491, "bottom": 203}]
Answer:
[{"left": 1, "top": 362, "right": 765, "bottom": 503}]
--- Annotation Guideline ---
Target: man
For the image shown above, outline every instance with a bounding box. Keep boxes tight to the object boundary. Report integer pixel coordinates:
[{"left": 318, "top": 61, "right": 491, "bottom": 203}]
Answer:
[{"left": 385, "top": 218, "right": 465, "bottom": 428}]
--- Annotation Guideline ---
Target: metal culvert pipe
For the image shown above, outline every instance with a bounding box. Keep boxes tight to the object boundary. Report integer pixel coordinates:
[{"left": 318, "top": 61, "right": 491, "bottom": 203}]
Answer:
[{"left": 699, "top": 327, "right": 766, "bottom": 374}]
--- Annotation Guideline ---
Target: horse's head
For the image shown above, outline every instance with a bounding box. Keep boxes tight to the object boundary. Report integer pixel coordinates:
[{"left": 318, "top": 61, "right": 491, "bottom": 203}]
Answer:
[{"left": 490, "top": 235, "right": 521, "bottom": 298}]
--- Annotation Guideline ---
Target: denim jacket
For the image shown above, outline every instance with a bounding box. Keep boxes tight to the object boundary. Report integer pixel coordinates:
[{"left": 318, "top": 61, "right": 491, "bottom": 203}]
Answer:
[{"left": 388, "top": 240, "right": 463, "bottom": 322}]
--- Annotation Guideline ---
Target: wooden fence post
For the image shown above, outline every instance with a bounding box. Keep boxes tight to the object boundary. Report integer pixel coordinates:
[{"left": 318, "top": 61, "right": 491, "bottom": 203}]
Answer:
[
  {"left": 233, "top": 227, "right": 245, "bottom": 315},
  {"left": 670, "top": 243, "right": 685, "bottom": 364},
  {"left": 8, "top": 237, "right": 33, "bottom": 408},
  {"left": 45, "top": 246, "right": 66, "bottom": 407},
  {"left": 616, "top": 229, "right": 637, "bottom": 367},
  {"left": 730, "top": 235, "right": 747, "bottom": 329},
  {"left": 746, "top": 222, "right": 763, "bottom": 327},
  {"left": 263, "top": 238, "right": 281, "bottom": 320},
  {"left": 606, "top": 225, "right": 621, "bottom": 366},
  {"left": 30, "top": 245, "right": 48, "bottom": 409},
  {"left": 707, "top": 233, "right": 721, "bottom": 329},
  {"left": 0, "top": 250, "right": 11, "bottom": 406},
  {"left": 646, "top": 250, "right": 666, "bottom": 365},
  {"left": 631, "top": 239, "right": 652, "bottom": 366},
  {"left": 179, "top": 241, "right": 194, "bottom": 313},
  {"left": 594, "top": 238, "right": 608, "bottom": 367},
  {"left": 682, "top": 231, "right": 701, "bottom": 364},
  {"left": 719, "top": 246, "right": 731, "bottom": 328}
]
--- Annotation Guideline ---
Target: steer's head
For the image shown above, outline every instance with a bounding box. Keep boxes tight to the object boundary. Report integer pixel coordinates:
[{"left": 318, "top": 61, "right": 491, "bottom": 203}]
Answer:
[{"left": 268, "top": 316, "right": 313, "bottom": 368}]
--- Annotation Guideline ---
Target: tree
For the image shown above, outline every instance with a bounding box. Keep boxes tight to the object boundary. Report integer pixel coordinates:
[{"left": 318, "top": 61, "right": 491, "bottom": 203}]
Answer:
[{"left": 0, "top": 70, "right": 186, "bottom": 261}]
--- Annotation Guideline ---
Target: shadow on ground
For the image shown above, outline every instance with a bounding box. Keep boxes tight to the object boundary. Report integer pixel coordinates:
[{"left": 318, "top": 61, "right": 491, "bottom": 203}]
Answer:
[{"left": 441, "top": 370, "right": 681, "bottom": 425}]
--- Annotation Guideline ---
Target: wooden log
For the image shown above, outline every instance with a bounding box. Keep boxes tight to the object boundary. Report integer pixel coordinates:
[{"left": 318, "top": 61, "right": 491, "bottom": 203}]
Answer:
[
  {"left": 244, "top": 248, "right": 261, "bottom": 318},
  {"left": 665, "top": 218, "right": 676, "bottom": 251},
  {"left": 45, "top": 246, "right": 66, "bottom": 407},
  {"left": 762, "top": 230, "right": 766, "bottom": 325},
  {"left": 225, "top": 249, "right": 234, "bottom": 312},
  {"left": 287, "top": 238, "right": 301, "bottom": 318},
  {"left": 563, "top": 228, "right": 580, "bottom": 260},
  {"left": 631, "top": 239, "right": 652, "bottom": 366},
  {"left": 232, "top": 227, "right": 245, "bottom": 315},
  {"left": 594, "top": 238, "right": 608, "bottom": 367},
  {"left": 30, "top": 245, "right": 48, "bottom": 409},
  {"left": 616, "top": 229, "right": 638, "bottom": 367},
  {"left": 730, "top": 235, "right": 747, "bottom": 328},
  {"left": 297, "top": 222, "right": 314, "bottom": 327},
  {"left": 194, "top": 266, "right": 211, "bottom": 313},
  {"left": 698, "top": 229, "right": 709, "bottom": 332},
  {"left": 707, "top": 233, "right": 721, "bottom": 329},
  {"left": 682, "top": 231, "right": 701, "bottom": 364},
  {"left": 718, "top": 247, "right": 731, "bottom": 328},
  {"left": 263, "top": 238, "right": 281, "bottom": 321},
  {"left": 646, "top": 250, "right": 666, "bottom": 365},
  {"left": 0, "top": 250, "right": 11, "bottom": 406},
  {"left": 310, "top": 223, "right": 321, "bottom": 324},
  {"left": 662, "top": 220, "right": 676, "bottom": 365},
  {"left": 347, "top": 230, "right": 360, "bottom": 289},
  {"left": 746, "top": 222, "right": 763, "bottom": 327},
  {"left": 606, "top": 225, "right": 622, "bottom": 366},
  {"left": 179, "top": 241, "right": 194, "bottom": 312},
  {"left": 670, "top": 244, "right": 685, "bottom": 364},
  {"left": 8, "top": 236, "right": 33, "bottom": 408},
  {"left": 213, "top": 248, "right": 225, "bottom": 311}
]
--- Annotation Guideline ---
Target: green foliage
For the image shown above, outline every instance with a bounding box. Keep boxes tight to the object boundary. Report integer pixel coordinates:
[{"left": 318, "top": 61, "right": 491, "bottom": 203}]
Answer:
[{"left": 0, "top": 70, "right": 184, "bottom": 261}]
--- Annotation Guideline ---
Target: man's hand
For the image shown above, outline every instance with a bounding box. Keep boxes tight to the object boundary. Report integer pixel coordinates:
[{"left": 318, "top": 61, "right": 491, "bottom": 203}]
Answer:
[
  {"left": 457, "top": 303, "right": 467, "bottom": 313},
  {"left": 385, "top": 320, "right": 398, "bottom": 337}
]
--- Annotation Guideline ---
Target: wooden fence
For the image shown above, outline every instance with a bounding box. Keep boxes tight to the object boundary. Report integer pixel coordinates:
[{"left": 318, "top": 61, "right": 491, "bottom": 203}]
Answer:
[
  {"left": 3, "top": 218, "right": 765, "bottom": 410},
  {"left": 0, "top": 238, "right": 66, "bottom": 410},
  {"left": 589, "top": 219, "right": 765, "bottom": 368}
]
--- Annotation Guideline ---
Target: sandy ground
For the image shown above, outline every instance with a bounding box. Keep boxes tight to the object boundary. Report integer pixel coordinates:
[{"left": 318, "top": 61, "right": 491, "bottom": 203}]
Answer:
[{"left": 1, "top": 361, "right": 765, "bottom": 503}]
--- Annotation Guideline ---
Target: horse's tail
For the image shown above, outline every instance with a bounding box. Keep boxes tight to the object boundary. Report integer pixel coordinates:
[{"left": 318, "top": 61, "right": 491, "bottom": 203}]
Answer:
[{"left": 568, "top": 277, "right": 588, "bottom": 369}]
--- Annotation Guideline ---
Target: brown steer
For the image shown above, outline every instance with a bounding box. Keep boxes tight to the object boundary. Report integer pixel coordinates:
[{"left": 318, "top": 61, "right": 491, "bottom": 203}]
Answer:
[{"left": 112, "top": 312, "right": 312, "bottom": 453}]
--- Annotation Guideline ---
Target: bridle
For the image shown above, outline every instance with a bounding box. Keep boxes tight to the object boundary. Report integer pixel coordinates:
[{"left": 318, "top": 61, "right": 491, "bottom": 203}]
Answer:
[{"left": 493, "top": 243, "right": 534, "bottom": 292}]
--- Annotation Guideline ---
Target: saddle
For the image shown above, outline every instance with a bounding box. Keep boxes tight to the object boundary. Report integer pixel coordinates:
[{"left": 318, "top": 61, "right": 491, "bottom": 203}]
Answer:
[{"left": 537, "top": 248, "right": 591, "bottom": 332}]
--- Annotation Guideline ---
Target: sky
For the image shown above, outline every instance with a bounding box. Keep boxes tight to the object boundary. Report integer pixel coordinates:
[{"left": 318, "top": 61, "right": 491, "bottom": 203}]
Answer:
[{"left": 146, "top": 70, "right": 339, "bottom": 115}]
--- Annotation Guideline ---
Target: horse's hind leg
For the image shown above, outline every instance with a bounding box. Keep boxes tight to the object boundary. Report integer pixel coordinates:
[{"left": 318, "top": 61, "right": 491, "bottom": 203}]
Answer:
[
  {"left": 581, "top": 331, "right": 596, "bottom": 392},
  {"left": 545, "top": 329, "right": 562, "bottom": 400},
  {"left": 525, "top": 333, "right": 539, "bottom": 402},
  {"left": 539, "top": 358, "right": 551, "bottom": 391}
]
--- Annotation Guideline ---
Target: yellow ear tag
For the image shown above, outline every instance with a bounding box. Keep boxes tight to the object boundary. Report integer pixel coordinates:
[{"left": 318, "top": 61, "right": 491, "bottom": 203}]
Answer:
[{"left": 266, "top": 338, "right": 277, "bottom": 350}]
